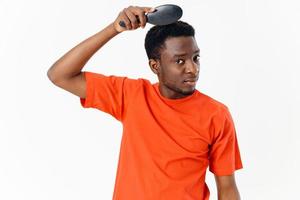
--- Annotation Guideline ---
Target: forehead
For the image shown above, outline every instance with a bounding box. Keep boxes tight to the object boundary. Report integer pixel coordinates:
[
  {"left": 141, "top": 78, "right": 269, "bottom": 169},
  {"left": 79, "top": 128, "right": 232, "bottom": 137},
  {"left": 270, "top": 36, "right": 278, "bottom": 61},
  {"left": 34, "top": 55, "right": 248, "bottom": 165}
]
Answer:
[{"left": 161, "top": 36, "right": 199, "bottom": 57}]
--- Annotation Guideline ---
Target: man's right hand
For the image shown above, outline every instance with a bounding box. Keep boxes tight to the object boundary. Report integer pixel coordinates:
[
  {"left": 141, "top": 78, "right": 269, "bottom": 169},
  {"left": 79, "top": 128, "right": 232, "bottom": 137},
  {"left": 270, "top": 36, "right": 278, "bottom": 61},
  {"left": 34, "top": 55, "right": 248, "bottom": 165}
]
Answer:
[
  {"left": 113, "top": 6, "right": 155, "bottom": 33},
  {"left": 47, "top": 6, "right": 155, "bottom": 99}
]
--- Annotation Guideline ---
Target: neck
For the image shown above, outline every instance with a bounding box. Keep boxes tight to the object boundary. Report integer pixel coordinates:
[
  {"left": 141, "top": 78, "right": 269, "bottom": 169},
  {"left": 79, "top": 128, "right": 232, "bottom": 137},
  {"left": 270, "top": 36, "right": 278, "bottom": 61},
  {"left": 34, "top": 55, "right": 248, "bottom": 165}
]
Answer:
[{"left": 158, "top": 82, "right": 192, "bottom": 99}]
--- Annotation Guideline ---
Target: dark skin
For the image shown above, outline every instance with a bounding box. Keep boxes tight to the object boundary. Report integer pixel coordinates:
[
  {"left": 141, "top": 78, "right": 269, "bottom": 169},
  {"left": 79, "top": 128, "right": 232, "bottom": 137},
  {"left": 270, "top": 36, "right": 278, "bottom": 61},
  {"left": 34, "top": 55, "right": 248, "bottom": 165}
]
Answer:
[
  {"left": 150, "top": 37, "right": 241, "bottom": 199},
  {"left": 149, "top": 36, "right": 200, "bottom": 99},
  {"left": 47, "top": 5, "right": 240, "bottom": 200}
]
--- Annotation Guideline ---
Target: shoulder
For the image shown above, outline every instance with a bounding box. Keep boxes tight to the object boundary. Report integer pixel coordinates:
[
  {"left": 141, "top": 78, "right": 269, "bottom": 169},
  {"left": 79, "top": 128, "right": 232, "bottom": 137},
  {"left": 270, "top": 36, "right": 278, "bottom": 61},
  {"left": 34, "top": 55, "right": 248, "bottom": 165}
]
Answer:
[
  {"left": 124, "top": 77, "right": 151, "bottom": 88},
  {"left": 123, "top": 77, "right": 153, "bottom": 91},
  {"left": 83, "top": 71, "right": 150, "bottom": 94},
  {"left": 195, "top": 90, "right": 230, "bottom": 116}
]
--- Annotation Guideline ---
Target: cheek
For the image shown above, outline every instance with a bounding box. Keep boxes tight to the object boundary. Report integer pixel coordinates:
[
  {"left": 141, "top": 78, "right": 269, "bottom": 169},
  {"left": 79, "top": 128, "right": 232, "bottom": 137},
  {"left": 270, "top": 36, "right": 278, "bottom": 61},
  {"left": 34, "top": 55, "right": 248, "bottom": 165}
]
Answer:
[
  {"left": 159, "top": 63, "right": 183, "bottom": 82},
  {"left": 162, "top": 68, "right": 179, "bottom": 81}
]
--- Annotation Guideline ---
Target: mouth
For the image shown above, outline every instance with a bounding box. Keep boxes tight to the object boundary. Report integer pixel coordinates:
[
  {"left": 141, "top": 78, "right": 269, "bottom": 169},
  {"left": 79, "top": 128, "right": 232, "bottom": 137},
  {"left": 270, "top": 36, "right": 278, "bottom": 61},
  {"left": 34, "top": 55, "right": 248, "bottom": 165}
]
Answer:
[{"left": 183, "top": 79, "right": 197, "bottom": 86}]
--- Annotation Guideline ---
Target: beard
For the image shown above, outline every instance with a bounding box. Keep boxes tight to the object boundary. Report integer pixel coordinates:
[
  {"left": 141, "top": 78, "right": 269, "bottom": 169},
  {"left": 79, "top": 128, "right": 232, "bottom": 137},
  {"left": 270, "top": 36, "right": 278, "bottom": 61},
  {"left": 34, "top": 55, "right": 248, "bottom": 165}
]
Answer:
[{"left": 163, "top": 80, "right": 195, "bottom": 97}]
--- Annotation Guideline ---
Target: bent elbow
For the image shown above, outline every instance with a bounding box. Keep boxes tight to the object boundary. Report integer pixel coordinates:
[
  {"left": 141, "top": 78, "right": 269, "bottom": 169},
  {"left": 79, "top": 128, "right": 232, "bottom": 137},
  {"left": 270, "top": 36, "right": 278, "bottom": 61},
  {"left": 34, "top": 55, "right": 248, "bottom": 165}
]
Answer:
[{"left": 47, "top": 66, "right": 61, "bottom": 85}]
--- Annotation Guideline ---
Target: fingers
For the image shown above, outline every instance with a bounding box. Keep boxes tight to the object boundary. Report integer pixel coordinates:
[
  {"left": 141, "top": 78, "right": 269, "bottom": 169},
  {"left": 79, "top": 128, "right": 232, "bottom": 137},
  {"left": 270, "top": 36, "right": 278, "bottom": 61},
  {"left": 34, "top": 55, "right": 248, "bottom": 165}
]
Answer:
[
  {"left": 141, "top": 6, "right": 156, "bottom": 13},
  {"left": 120, "top": 9, "right": 132, "bottom": 29},
  {"left": 115, "top": 6, "right": 155, "bottom": 32},
  {"left": 134, "top": 6, "right": 156, "bottom": 28},
  {"left": 138, "top": 7, "right": 156, "bottom": 28},
  {"left": 124, "top": 8, "right": 139, "bottom": 29}
]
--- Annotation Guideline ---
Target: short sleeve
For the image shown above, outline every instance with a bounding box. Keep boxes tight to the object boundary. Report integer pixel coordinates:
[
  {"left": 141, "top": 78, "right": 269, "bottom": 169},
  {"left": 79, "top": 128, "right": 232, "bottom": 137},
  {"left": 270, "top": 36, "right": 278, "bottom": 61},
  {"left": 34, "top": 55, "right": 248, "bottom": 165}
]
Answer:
[
  {"left": 80, "top": 71, "right": 138, "bottom": 121},
  {"left": 208, "top": 107, "right": 243, "bottom": 176}
]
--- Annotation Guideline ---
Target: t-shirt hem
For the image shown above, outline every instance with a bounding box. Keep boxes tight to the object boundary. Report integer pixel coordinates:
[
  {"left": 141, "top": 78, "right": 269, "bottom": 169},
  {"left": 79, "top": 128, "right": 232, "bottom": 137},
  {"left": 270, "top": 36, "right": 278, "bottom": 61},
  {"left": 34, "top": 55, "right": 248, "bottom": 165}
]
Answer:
[
  {"left": 209, "top": 164, "right": 243, "bottom": 176},
  {"left": 80, "top": 71, "right": 93, "bottom": 108}
]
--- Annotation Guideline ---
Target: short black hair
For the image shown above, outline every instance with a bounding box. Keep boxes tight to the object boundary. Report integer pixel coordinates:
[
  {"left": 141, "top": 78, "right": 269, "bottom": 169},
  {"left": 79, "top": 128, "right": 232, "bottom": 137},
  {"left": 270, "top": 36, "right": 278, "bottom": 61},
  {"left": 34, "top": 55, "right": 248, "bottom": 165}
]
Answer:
[{"left": 144, "top": 21, "right": 195, "bottom": 60}]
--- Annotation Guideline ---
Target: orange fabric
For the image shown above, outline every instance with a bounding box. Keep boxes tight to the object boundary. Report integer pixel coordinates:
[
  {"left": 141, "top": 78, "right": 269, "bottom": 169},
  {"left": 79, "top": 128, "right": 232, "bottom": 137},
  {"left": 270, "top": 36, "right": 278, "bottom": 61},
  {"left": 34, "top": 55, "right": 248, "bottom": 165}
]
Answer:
[{"left": 80, "top": 71, "right": 243, "bottom": 200}]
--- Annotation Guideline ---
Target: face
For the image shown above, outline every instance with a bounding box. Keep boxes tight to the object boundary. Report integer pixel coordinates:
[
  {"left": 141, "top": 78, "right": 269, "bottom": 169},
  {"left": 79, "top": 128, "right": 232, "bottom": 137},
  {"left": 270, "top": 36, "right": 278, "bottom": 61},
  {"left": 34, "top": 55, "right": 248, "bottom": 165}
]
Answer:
[{"left": 149, "top": 36, "right": 200, "bottom": 99}]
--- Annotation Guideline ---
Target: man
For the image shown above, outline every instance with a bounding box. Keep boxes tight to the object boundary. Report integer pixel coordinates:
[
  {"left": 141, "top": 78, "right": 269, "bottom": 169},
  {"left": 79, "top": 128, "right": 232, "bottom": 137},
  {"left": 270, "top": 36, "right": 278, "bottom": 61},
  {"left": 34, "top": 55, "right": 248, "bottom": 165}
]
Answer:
[{"left": 47, "top": 5, "right": 243, "bottom": 200}]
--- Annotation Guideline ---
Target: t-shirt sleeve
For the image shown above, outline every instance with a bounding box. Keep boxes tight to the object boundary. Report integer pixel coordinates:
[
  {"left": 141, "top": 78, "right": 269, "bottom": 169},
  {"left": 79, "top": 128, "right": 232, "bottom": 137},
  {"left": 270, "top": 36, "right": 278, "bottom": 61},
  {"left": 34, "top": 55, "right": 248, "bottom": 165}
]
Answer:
[
  {"left": 208, "top": 107, "right": 243, "bottom": 176},
  {"left": 79, "top": 71, "right": 138, "bottom": 121}
]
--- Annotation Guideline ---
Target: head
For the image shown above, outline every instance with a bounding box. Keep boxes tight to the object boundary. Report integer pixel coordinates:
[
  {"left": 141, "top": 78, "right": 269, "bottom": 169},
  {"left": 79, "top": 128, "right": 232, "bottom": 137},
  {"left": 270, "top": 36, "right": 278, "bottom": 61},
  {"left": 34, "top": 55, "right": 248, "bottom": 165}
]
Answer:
[{"left": 145, "top": 21, "right": 200, "bottom": 99}]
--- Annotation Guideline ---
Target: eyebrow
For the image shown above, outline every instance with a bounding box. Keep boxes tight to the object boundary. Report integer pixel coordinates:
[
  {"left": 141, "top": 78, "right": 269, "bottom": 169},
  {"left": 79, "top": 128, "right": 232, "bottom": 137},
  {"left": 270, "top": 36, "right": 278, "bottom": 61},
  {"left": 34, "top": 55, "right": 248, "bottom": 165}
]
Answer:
[{"left": 173, "top": 49, "right": 200, "bottom": 57}]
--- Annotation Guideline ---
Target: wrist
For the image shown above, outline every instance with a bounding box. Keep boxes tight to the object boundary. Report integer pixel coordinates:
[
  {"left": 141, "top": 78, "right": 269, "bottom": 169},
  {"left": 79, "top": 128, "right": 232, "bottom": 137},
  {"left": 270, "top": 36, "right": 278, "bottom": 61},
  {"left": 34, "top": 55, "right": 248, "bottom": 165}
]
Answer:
[{"left": 109, "top": 22, "right": 121, "bottom": 34}]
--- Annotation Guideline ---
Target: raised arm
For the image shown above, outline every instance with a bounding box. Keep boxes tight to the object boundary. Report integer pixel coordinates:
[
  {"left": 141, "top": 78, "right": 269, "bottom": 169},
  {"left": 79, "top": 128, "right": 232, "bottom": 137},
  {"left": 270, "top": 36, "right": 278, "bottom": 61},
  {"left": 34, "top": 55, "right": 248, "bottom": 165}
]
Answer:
[{"left": 47, "top": 6, "right": 154, "bottom": 98}]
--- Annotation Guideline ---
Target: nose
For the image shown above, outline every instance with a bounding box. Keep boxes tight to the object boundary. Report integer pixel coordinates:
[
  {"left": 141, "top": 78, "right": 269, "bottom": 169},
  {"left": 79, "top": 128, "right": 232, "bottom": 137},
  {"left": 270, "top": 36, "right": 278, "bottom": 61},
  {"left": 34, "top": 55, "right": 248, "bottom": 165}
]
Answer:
[{"left": 185, "top": 61, "right": 199, "bottom": 75}]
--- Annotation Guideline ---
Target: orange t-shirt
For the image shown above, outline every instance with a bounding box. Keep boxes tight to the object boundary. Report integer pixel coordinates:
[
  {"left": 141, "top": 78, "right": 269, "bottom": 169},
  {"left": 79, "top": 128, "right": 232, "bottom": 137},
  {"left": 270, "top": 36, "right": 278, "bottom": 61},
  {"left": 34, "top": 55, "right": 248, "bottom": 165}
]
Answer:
[{"left": 80, "top": 71, "right": 243, "bottom": 200}]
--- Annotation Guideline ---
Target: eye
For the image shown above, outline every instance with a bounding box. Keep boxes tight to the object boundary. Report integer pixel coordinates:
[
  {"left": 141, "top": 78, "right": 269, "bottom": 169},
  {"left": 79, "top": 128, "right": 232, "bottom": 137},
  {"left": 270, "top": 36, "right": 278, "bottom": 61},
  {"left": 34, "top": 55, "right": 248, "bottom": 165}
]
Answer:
[
  {"left": 194, "top": 55, "right": 200, "bottom": 63},
  {"left": 176, "top": 59, "right": 185, "bottom": 65}
]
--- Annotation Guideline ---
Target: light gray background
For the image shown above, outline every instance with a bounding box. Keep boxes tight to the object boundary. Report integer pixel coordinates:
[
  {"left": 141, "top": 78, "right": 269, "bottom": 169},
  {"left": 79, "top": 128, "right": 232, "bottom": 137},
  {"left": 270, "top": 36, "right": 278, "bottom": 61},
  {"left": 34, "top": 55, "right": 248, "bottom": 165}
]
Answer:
[{"left": 0, "top": 0, "right": 299, "bottom": 199}]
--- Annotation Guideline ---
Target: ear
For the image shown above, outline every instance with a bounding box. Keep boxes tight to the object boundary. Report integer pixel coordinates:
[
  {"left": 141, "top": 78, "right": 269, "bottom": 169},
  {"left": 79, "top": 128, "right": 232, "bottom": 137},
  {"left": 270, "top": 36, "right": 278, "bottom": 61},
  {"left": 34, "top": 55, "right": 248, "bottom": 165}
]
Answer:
[{"left": 148, "top": 59, "right": 160, "bottom": 75}]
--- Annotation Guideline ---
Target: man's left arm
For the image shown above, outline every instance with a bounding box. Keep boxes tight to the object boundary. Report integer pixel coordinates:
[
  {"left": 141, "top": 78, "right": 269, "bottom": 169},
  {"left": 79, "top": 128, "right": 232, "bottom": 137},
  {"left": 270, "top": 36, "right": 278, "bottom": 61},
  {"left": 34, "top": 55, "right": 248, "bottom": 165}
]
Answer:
[{"left": 214, "top": 173, "right": 241, "bottom": 200}]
